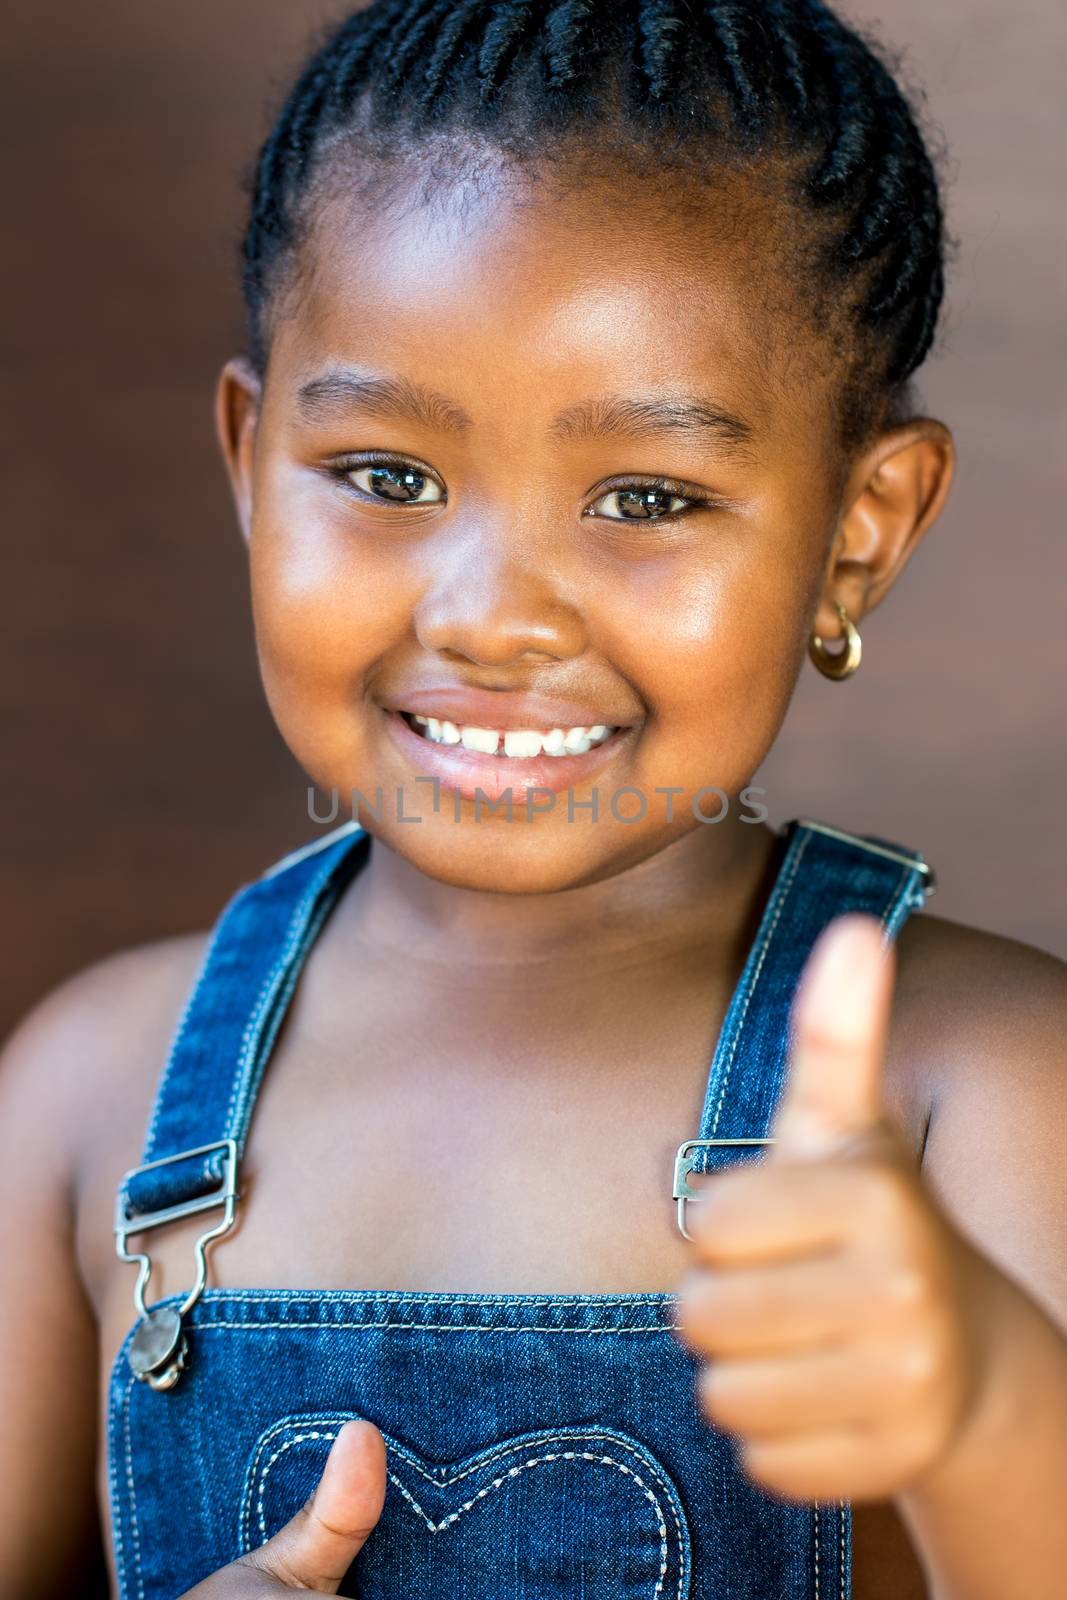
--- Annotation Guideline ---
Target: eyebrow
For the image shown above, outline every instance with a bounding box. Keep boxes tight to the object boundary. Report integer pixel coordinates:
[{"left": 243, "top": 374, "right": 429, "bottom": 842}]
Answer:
[
  {"left": 296, "top": 371, "right": 473, "bottom": 434},
  {"left": 550, "top": 393, "right": 758, "bottom": 455},
  {"left": 295, "top": 369, "right": 759, "bottom": 455}
]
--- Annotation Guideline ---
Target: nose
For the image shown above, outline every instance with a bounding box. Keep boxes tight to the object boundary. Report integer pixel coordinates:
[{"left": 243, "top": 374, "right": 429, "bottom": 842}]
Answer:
[{"left": 413, "top": 536, "right": 587, "bottom": 669}]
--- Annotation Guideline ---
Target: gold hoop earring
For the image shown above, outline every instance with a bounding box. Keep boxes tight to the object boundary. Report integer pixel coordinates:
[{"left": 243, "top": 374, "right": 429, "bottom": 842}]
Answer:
[{"left": 808, "top": 600, "right": 862, "bottom": 680}]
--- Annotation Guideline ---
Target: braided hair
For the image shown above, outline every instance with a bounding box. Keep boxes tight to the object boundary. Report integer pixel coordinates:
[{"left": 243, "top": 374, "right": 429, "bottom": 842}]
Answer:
[{"left": 238, "top": 0, "right": 954, "bottom": 454}]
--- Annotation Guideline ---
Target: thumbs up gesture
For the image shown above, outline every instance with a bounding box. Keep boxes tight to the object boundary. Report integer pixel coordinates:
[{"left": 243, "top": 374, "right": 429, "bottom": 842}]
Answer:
[
  {"left": 676, "top": 914, "right": 1001, "bottom": 1503},
  {"left": 181, "top": 1421, "right": 387, "bottom": 1597}
]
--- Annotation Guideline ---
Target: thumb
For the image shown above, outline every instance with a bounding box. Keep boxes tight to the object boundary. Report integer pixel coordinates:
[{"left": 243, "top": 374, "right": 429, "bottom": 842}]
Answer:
[
  {"left": 772, "top": 913, "right": 895, "bottom": 1158},
  {"left": 248, "top": 1419, "right": 387, "bottom": 1593}
]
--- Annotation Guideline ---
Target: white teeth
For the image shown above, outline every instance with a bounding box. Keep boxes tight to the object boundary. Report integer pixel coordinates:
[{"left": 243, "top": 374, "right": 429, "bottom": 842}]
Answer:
[
  {"left": 407, "top": 713, "right": 616, "bottom": 756},
  {"left": 460, "top": 725, "right": 501, "bottom": 754},
  {"left": 503, "top": 729, "right": 544, "bottom": 758}
]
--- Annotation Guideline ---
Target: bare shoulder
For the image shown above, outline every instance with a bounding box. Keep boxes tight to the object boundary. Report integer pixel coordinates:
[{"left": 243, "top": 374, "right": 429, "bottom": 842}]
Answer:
[
  {"left": 0, "top": 930, "right": 212, "bottom": 1194},
  {"left": 890, "top": 909, "right": 1067, "bottom": 1328},
  {"left": 893, "top": 907, "right": 1067, "bottom": 1006},
  {"left": 890, "top": 909, "right": 1067, "bottom": 1110}
]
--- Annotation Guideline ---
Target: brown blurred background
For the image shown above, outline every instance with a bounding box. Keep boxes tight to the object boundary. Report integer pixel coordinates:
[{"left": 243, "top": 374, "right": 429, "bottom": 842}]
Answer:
[{"left": 1, "top": 1, "right": 1064, "bottom": 1041}]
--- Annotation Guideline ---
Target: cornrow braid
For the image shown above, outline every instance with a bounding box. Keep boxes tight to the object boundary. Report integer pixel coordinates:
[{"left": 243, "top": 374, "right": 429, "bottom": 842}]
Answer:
[
  {"left": 324, "top": 6, "right": 405, "bottom": 114},
  {"left": 477, "top": 1, "right": 537, "bottom": 101},
  {"left": 238, "top": 0, "right": 952, "bottom": 451},
  {"left": 637, "top": 0, "right": 688, "bottom": 100},
  {"left": 543, "top": 1, "right": 600, "bottom": 91},
  {"left": 760, "top": 0, "right": 813, "bottom": 125},
  {"left": 703, "top": 2, "right": 777, "bottom": 133},
  {"left": 422, "top": 0, "right": 500, "bottom": 107}
]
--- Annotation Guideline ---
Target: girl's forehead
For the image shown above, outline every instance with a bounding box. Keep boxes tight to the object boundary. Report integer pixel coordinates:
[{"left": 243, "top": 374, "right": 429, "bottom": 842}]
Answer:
[{"left": 273, "top": 163, "right": 824, "bottom": 437}]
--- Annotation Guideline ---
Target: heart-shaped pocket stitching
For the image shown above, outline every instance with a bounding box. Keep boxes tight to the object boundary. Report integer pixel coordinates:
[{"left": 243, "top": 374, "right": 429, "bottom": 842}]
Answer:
[{"left": 240, "top": 1414, "right": 692, "bottom": 1599}]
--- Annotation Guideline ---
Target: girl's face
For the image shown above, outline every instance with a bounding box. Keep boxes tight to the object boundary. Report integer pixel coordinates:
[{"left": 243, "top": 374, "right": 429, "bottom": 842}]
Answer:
[{"left": 218, "top": 158, "right": 952, "bottom": 894}]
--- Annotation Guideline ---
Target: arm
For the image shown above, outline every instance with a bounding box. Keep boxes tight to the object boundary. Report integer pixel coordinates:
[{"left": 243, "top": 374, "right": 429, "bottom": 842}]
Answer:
[
  {"left": 675, "top": 914, "right": 1067, "bottom": 1600},
  {"left": 0, "top": 956, "right": 387, "bottom": 1600},
  {"left": 0, "top": 976, "right": 112, "bottom": 1597},
  {"left": 893, "top": 931, "right": 1067, "bottom": 1600}
]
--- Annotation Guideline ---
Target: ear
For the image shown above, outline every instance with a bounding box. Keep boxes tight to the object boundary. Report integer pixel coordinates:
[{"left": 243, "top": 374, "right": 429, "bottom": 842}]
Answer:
[
  {"left": 811, "top": 418, "right": 955, "bottom": 642},
  {"left": 214, "top": 356, "right": 263, "bottom": 550}
]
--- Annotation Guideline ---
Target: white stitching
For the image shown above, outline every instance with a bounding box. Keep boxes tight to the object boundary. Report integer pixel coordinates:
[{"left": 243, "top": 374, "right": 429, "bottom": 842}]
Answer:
[
  {"left": 252, "top": 1427, "right": 685, "bottom": 1598},
  {"left": 386, "top": 1428, "right": 662, "bottom": 1490},
  {"left": 709, "top": 829, "right": 812, "bottom": 1138},
  {"left": 143, "top": 827, "right": 361, "bottom": 1166},
  {"left": 815, "top": 1500, "right": 851, "bottom": 1599},
  {"left": 223, "top": 873, "right": 334, "bottom": 1146},
  {"left": 238, "top": 1420, "right": 687, "bottom": 1554},
  {"left": 151, "top": 1289, "right": 681, "bottom": 1307},
  {"left": 417, "top": 1426, "right": 688, "bottom": 1598},
  {"left": 228, "top": 889, "right": 340, "bottom": 1145},
  {"left": 106, "top": 1381, "right": 128, "bottom": 1600},
  {"left": 388, "top": 1452, "right": 673, "bottom": 1593},
  {"left": 141, "top": 888, "right": 242, "bottom": 1162},
  {"left": 122, "top": 1376, "right": 145, "bottom": 1600},
  {"left": 242, "top": 1419, "right": 682, "bottom": 1512},
  {"left": 229, "top": 830, "right": 367, "bottom": 1139},
  {"left": 711, "top": 837, "right": 917, "bottom": 1152},
  {"left": 814, "top": 1502, "right": 820, "bottom": 1599},
  {"left": 194, "top": 1319, "right": 677, "bottom": 1335}
]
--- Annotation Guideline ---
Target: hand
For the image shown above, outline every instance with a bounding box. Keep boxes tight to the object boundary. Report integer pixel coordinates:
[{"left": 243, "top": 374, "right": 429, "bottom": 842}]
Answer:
[
  {"left": 181, "top": 1420, "right": 387, "bottom": 1596},
  {"left": 676, "top": 913, "right": 1003, "bottom": 1503}
]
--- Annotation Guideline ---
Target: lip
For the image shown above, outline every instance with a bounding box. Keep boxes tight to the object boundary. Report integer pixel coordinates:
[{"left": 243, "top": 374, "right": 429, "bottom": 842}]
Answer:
[{"left": 382, "top": 707, "right": 634, "bottom": 804}]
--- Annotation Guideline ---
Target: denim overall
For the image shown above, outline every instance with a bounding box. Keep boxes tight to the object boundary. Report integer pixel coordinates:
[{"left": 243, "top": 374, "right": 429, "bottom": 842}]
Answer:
[{"left": 108, "top": 816, "right": 933, "bottom": 1600}]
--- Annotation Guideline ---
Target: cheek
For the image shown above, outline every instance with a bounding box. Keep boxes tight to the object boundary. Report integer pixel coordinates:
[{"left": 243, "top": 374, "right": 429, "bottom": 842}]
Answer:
[
  {"left": 247, "top": 500, "right": 417, "bottom": 779},
  {"left": 250, "top": 500, "right": 411, "bottom": 683},
  {"left": 598, "top": 535, "right": 812, "bottom": 788}
]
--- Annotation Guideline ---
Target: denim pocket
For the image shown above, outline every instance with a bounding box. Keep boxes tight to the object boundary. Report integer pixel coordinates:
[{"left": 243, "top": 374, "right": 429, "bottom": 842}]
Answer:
[{"left": 239, "top": 1412, "right": 692, "bottom": 1599}]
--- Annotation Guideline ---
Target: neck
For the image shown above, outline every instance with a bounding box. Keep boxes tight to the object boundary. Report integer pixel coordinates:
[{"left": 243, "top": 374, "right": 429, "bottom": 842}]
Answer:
[{"left": 335, "top": 817, "right": 782, "bottom": 976}]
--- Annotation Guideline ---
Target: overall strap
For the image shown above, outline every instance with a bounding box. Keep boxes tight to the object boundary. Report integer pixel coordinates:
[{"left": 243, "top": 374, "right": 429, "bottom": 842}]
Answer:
[
  {"left": 119, "top": 820, "right": 371, "bottom": 1223},
  {"left": 675, "top": 818, "right": 934, "bottom": 1222}
]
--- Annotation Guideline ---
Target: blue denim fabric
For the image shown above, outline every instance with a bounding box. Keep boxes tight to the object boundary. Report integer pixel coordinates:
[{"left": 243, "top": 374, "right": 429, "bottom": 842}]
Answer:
[{"left": 108, "top": 817, "right": 933, "bottom": 1599}]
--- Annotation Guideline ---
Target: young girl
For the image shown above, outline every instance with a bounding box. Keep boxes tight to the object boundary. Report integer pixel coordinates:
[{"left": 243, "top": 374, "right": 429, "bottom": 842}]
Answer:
[{"left": 2, "top": 2, "right": 1065, "bottom": 1597}]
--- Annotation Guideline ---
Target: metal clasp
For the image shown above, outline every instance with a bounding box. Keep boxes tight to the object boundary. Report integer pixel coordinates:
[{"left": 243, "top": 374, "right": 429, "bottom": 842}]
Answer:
[
  {"left": 673, "top": 1137, "right": 776, "bottom": 1240},
  {"left": 114, "top": 1139, "right": 239, "bottom": 1389}
]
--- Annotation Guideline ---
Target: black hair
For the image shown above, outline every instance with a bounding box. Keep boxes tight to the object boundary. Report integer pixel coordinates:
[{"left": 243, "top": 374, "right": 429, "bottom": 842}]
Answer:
[{"left": 238, "top": 0, "right": 955, "bottom": 455}]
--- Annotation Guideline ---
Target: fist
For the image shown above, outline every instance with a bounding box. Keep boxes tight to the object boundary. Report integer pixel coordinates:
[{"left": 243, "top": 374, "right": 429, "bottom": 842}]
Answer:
[
  {"left": 676, "top": 914, "right": 993, "bottom": 1503},
  {"left": 181, "top": 1420, "right": 387, "bottom": 1596}
]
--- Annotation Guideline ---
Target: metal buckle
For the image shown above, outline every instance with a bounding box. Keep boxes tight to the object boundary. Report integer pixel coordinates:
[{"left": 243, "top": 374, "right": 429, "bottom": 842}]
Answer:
[
  {"left": 114, "top": 1138, "right": 239, "bottom": 1321},
  {"left": 673, "top": 1137, "right": 776, "bottom": 1240}
]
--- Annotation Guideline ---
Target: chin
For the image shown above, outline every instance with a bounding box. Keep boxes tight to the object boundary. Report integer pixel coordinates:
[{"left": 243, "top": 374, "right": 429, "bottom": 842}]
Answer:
[{"left": 373, "top": 813, "right": 681, "bottom": 895}]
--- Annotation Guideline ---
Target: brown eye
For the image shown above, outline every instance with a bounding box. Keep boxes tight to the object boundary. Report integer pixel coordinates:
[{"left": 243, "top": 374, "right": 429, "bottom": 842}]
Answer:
[
  {"left": 346, "top": 461, "right": 444, "bottom": 504},
  {"left": 588, "top": 485, "right": 691, "bottom": 521}
]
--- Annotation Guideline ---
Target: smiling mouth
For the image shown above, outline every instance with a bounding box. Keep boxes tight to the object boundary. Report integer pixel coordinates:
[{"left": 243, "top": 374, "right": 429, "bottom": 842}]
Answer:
[{"left": 398, "top": 711, "right": 619, "bottom": 759}]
